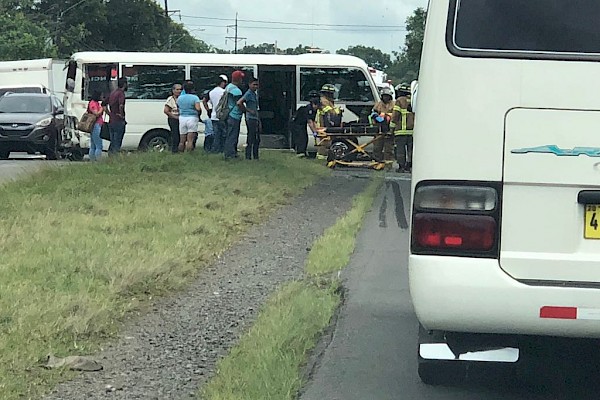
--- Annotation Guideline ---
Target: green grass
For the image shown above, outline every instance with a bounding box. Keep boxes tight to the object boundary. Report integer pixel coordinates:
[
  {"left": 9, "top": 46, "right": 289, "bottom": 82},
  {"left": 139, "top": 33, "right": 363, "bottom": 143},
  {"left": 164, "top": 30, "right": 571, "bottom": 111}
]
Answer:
[
  {"left": 201, "top": 177, "right": 382, "bottom": 400},
  {"left": 305, "top": 177, "right": 382, "bottom": 277},
  {"left": 0, "top": 151, "right": 328, "bottom": 400}
]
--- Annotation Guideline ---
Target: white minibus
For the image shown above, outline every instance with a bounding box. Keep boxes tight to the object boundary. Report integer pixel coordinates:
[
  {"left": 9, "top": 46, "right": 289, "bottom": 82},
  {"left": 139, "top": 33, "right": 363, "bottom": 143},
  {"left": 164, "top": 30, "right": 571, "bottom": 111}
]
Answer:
[
  {"left": 63, "top": 52, "right": 379, "bottom": 153},
  {"left": 409, "top": 0, "right": 600, "bottom": 384}
]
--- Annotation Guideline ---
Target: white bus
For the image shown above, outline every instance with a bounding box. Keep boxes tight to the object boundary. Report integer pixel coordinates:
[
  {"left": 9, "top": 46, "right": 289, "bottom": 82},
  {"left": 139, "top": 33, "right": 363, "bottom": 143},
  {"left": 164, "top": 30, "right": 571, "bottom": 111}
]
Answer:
[
  {"left": 409, "top": 0, "right": 600, "bottom": 385},
  {"left": 63, "top": 52, "right": 379, "bottom": 153},
  {"left": 0, "top": 58, "right": 67, "bottom": 96}
]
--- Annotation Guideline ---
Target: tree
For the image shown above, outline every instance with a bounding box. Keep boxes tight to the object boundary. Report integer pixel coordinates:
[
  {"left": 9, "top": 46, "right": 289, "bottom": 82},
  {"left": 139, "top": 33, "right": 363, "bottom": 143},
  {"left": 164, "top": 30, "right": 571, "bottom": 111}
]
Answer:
[
  {"left": 336, "top": 45, "right": 392, "bottom": 70},
  {"left": 0, "top": 13, "right": 56, "bottom": 60},
  {"left": 284, "top": 44, "right": 312, "bottom": 55},
  {"left": 0, "top": 0, "right": 212, "bottom": 60},
  {"left": 388, "top": 8, "right": 427, "bottom": 84},
  {"left": 166, "top": 23, "right": 212, "bottom": 53},
  {"left": 238, "top": 43, "right": 281, "bottom": 54}
]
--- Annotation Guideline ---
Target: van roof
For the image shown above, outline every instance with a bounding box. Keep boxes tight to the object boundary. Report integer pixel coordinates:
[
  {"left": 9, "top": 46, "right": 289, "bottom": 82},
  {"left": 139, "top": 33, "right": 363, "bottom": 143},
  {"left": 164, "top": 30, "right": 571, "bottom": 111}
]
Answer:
[{"left": 0, "top": 84, "right": 47, "bottom": 89}]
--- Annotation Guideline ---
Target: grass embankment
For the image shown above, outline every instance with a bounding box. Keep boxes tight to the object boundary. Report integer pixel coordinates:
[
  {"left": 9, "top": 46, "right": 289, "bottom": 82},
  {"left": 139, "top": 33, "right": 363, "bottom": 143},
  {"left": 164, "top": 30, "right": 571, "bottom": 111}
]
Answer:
[
  {"left": 201, "top": 177, "right": 381, "bottom": 400},
  {"left": 0, "top": 151, "right": 328, "bottom": 399}
]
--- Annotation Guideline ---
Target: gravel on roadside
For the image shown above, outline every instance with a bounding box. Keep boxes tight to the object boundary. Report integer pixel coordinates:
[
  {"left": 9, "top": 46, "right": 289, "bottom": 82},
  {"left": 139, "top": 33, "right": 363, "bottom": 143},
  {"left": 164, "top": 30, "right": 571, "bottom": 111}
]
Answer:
[{"left": 43, "top": 174, "right": 369, "bottom": 400}]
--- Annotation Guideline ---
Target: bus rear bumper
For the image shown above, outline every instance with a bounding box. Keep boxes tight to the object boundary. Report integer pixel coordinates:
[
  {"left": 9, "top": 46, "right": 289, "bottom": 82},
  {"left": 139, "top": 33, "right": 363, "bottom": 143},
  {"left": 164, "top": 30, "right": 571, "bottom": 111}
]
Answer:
[{"left": 409, "top": 255, "right": 600, "bottom": 339}]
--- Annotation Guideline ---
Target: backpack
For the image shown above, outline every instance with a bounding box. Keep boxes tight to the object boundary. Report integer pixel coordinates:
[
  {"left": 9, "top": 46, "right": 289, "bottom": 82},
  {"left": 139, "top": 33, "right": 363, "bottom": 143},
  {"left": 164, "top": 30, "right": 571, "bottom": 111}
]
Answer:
[{"left": 215, "top": 89, "right": 230, "bottom": 121}]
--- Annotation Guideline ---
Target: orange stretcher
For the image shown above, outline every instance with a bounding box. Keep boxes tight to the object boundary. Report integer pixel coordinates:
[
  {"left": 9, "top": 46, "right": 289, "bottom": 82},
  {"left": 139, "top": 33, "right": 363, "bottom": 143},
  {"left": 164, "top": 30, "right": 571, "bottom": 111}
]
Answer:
[{"left": 315, "top": 125, "right": 388, "bottom": 170}]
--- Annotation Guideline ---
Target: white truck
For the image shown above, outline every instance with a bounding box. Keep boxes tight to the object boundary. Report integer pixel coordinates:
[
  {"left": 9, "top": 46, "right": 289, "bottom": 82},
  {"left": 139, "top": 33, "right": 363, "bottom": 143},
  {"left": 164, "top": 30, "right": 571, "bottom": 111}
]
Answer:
[{"left": 0, "top": 58, "right": 67, "bottom": 97}]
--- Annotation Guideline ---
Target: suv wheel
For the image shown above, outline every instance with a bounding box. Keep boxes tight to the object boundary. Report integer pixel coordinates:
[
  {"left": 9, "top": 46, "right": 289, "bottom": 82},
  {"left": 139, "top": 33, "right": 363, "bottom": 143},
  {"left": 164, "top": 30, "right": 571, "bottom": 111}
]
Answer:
[
  {"left": 44, "top": 133, "right": 59, "bottom": 160},
  {"left": 0, "top": 147, "right": 9, "bottom": 160}
]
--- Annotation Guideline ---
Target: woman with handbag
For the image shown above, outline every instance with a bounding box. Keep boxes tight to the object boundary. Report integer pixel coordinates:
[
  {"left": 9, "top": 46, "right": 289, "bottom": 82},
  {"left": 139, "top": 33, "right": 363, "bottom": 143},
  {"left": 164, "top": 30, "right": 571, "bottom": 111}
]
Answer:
[{"left": 88, "top": 91, "right": 105, "bottom": 161}]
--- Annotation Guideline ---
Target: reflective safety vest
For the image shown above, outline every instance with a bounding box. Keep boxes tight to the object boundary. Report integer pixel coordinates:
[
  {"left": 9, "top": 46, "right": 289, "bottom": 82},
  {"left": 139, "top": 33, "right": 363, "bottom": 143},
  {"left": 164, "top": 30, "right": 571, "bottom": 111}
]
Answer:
[
  {"left": 316, "top": 103, "right": 342, "bottom": 128},
  {"left": 390, "top": 102, "right": 414, "bottom": 136}
]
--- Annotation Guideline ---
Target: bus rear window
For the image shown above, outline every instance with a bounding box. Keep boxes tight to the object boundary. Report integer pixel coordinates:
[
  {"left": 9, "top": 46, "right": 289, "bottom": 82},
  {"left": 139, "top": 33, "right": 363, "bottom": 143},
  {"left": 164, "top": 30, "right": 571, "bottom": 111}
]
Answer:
[{"left": 451, "top": 0, "right": 600, "bottom": 55}]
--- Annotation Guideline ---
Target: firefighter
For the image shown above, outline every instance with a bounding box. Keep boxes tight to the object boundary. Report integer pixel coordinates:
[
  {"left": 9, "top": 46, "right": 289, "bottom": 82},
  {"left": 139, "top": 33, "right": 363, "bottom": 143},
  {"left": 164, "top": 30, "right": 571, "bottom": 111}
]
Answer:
[
  {"left": 391, "top": 83, "right": 415, "bottom": 173},
  {"left": 315, "top": 83, "right": 342, "bottom": 160},
  {"left": 370, "top": 86, "right": 395, "bottom": 165}
]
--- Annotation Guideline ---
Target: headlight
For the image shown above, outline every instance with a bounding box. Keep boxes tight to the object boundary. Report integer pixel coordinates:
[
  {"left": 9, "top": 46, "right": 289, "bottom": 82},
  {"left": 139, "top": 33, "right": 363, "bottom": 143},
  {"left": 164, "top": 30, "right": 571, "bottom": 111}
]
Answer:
[{"left": 36, "top": 117, "right": 52, "bottom": 127}]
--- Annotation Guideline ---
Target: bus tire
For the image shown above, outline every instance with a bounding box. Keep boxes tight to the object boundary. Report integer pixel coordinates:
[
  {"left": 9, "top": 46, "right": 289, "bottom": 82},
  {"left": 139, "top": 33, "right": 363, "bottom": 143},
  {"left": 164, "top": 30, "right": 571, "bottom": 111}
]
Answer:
[{"left": 139, "top": 129, "right": 170, "bottom": 152}]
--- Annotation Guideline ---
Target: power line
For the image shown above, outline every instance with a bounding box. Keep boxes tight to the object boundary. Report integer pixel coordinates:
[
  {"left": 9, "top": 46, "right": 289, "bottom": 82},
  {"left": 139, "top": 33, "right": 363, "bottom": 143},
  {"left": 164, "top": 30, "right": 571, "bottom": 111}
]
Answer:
[
  {"left": 180, "top": 14, "right": 405, "bottom": 29},
  {"left": 183, "top": 23, "right": 406, "bottom": 32}
]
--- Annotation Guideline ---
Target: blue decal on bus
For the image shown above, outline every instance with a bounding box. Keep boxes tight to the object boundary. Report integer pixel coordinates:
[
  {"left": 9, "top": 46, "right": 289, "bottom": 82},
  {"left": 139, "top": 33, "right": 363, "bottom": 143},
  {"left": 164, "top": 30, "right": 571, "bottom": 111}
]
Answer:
[{"left": 512, "top": 145, "right": 600, "bottom": 157}]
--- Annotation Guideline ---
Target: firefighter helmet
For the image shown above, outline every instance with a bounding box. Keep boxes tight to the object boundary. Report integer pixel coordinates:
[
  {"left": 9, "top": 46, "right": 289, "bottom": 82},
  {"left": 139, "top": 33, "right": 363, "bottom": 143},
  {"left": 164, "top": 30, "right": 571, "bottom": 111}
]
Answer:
[
  {"left": 395, "top": 83, "right": 411, "bottom": 96},
  {"left": 320, "top": 83, "right": 336, "bottom": 97},
  {"left": 380, "top": 87, "right": 393, "bottom": 99}
]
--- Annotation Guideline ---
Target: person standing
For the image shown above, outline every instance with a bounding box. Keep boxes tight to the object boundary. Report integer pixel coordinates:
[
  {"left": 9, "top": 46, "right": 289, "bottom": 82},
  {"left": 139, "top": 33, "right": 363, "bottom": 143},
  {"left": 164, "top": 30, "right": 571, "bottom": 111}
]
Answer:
[
  {"left": 202, "top": 117, "right": 214, "bottom": 152},
  {"left": 370, "top": 87, "right": 395, "bottom": 165},
  {"left": 207, "top": 74, "right": 228, "bottom": 153},
  {"left": 291, "top": 90, "right": 319, "bottom": 157},
  {"left": 391, "top": 83, "right": 415, "bottom": 173},
  {"left": 223, "top": 70, "right": 244, "bottom": 160},
  {"left": 164, "top": 83, "right": 182, "bottom": 153},
  {"left": 237, "top": 77, "right": 261, "bottom": 160},
  {"left": 176, "top": 81, "right": 202, "bottom": 152},
  {"left": 315, "top": 83, "right": 342, "bottom": 160},
  {"left": 88, "top": 90, "right": 105, "bottom": 161},
  {"left": 107, "top": 77, "right": 128, "bottom": 155}
]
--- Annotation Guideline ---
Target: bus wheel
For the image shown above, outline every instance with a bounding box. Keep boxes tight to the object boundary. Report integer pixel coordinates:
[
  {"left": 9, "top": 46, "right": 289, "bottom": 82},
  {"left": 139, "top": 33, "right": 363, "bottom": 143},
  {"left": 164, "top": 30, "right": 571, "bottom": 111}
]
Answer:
[{"left": 140, "top": 130, "right": 170, "bottom": 152}]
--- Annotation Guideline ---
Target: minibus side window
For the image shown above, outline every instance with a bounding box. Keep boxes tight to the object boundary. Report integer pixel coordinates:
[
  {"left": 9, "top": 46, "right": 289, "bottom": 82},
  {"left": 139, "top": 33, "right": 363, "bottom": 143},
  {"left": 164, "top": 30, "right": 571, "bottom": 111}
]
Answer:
[
  {"left": 122, "top": 65, "right": 185, "bottom": 100},
  {"left": 299, "top": 67, "right": 374, "bottom": 102},
  {"left": 190, "top": 65, "right": 255, "bottom": 96},
  {"left": 83, "top": 64, "right": 118, "bottom": 101}
]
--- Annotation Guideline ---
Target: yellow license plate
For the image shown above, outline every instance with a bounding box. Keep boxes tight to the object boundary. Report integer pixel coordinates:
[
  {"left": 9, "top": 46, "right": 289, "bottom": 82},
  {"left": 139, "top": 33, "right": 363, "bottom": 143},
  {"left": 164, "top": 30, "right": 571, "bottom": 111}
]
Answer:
[{"left": 585, "top": 205, "right": 600, "bottom": 239}]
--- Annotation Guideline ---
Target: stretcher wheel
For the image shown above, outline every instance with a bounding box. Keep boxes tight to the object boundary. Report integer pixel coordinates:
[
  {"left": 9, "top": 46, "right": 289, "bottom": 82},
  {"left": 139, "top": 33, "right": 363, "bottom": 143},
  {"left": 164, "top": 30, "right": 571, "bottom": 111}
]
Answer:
[{"left": 328, "top": 140, "right": 351, "bottom": 161}]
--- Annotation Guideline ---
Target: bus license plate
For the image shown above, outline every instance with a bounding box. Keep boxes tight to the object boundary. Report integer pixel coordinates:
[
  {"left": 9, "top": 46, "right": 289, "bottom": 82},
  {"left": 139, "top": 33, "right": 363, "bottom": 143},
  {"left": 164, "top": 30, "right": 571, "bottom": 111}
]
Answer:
[{"left": 585, "top": 205, "right": 600, "bottom": 239}]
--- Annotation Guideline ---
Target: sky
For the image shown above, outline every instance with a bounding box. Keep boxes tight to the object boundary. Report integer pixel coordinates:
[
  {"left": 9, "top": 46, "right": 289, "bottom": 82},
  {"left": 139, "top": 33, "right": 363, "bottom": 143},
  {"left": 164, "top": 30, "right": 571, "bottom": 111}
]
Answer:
[{"left": 157, "top": 0, "right": 428, "bottom": 55}]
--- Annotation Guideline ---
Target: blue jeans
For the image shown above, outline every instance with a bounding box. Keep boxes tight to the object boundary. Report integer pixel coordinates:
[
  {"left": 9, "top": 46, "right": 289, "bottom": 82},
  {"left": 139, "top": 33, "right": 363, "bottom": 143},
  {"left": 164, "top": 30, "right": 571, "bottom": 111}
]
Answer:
[
  {"left": 108, "top": 121, "right": 126, "bottom": 154},
  {"left": 210, "top": 120, "right": 225, "bottom": 153},
  {"left": 224, "top": 117, "right": 241, "bottom": 159},
  {"left": 89, "top": 122, "right": 103, "bottom": 161},
  {"left": 245, "top": 119, "right": 260, "bottom": 159}
]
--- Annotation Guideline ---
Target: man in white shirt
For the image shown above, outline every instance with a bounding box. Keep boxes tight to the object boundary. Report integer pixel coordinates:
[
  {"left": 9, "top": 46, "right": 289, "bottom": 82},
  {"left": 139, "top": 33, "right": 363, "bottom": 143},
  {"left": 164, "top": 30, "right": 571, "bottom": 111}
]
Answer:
[{"left": 205, "top": 74, "right": 228, "bottom": 153}]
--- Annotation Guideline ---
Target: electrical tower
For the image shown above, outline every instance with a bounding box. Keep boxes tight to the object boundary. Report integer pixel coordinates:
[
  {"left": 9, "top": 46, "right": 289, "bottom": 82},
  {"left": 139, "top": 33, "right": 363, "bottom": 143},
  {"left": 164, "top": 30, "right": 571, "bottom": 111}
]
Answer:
[{"left": 225, "top": 13, "right": 247, "bottom": 54}]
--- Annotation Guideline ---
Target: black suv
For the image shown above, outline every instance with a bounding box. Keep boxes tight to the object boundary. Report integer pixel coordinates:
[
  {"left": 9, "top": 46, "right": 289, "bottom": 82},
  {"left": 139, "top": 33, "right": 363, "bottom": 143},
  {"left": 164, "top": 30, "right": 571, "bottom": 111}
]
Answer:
[{"left": 0, "top": 93, "right": 64, "bottom": 160}]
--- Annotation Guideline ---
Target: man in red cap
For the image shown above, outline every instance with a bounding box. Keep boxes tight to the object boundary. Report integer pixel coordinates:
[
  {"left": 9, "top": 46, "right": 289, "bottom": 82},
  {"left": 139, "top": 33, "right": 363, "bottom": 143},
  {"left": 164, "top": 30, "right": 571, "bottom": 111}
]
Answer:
[{"left": 223, "top": 70, "right": 245, "bottom": 160}]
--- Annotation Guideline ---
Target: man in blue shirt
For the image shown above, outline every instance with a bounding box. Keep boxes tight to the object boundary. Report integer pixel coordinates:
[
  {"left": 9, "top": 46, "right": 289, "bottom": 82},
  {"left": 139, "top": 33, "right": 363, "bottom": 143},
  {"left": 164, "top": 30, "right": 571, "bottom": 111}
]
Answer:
[
  {"left": 224, "top": 70, "right": 244, "bottom": 160},
  {"left": 237, "top": 77, "right": 261, "bottom": 160}
]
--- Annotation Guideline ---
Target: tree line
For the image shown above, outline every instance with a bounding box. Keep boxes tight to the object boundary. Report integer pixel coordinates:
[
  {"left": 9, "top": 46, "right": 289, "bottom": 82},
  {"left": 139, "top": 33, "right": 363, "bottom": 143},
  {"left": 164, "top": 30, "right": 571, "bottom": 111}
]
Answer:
[{"left": 0, "top": 0, "right": 425, "bottom": 84}]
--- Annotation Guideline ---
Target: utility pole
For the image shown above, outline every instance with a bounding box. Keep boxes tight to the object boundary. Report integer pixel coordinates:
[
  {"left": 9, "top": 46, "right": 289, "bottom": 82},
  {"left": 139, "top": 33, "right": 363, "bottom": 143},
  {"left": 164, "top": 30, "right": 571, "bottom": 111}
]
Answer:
[
  {"left": 226, "top": 13, "right": 246, "bottom": 54},
  {"left": 163, "top": 0, "right": 179, "bottom": 18}
]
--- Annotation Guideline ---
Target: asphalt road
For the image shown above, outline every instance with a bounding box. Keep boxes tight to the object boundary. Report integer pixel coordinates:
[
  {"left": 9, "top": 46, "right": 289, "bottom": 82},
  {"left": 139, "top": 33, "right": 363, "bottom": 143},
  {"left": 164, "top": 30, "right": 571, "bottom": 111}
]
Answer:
[
  {"left": 300, "top": 176, "right": 600, "bottom": 400},
  {"left": 0, "top": 153, "right": 61, "bottom": 185}
]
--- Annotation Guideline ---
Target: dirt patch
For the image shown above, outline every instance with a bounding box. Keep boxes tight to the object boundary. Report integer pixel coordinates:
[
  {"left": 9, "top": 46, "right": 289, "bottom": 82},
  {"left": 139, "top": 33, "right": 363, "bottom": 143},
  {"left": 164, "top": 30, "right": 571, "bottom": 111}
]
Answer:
[{"left": 43, "top": 174, "right": 369, "bottom": 400}]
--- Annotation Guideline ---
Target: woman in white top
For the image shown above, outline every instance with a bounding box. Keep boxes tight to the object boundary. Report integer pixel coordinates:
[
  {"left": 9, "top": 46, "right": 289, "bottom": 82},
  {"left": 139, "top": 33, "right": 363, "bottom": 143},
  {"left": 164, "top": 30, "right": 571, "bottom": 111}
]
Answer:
[{"left": 164, "top": 83, "right": 182, "bottom": 153}]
